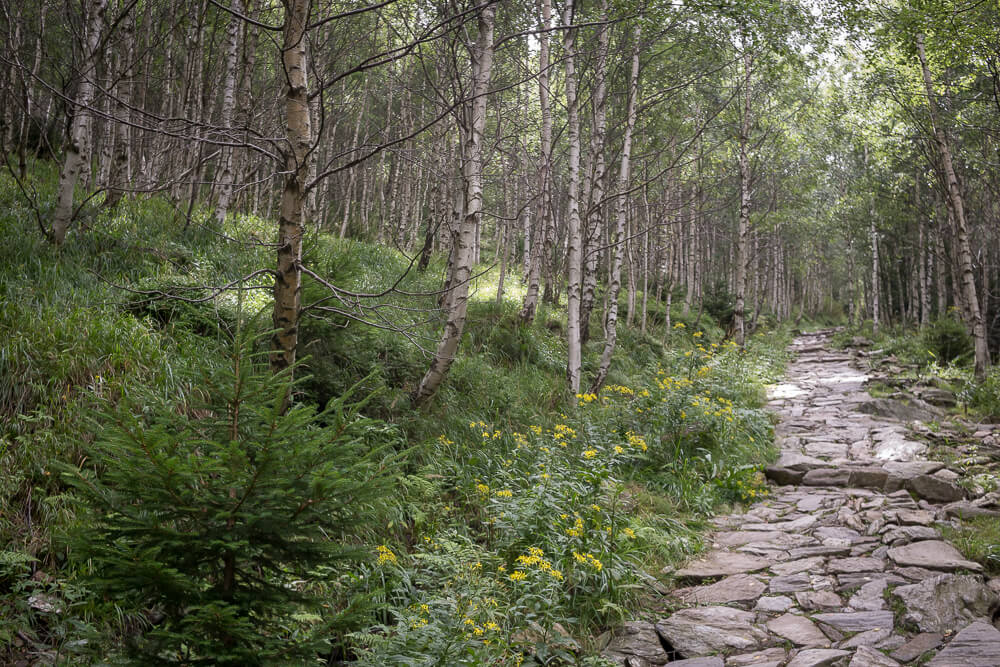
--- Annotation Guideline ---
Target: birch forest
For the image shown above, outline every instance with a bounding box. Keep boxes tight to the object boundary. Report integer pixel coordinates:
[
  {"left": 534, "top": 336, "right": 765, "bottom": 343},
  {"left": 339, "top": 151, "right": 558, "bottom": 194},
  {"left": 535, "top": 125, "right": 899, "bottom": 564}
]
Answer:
[{"left": 1, "top": 0, "right": 999, "bottom": 664}]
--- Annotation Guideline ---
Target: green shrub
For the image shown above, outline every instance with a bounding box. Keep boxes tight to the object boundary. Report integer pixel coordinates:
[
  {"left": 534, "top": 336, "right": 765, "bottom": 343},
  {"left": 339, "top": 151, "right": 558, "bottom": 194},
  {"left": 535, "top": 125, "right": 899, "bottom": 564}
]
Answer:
[
  {"left": 921, "top": 316, "right": 973, "bottom": 364},
  {"left": 62, "top": 325, "right": 400, "bottom": 664}
]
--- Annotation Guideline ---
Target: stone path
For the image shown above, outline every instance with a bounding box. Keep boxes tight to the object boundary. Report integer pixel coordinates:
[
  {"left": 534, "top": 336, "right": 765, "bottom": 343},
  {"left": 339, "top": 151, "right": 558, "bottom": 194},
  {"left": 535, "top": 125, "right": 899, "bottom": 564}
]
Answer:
[{"left": 604, "top": 331, "right": 1000, "bottom": 667}]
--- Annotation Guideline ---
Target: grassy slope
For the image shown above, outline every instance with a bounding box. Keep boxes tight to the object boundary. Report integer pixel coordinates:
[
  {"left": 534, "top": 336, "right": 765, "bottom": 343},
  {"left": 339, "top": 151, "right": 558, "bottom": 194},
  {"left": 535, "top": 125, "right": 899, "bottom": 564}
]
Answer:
[{"left": 0, "top": 162, "right": 790, "bottom": 663}]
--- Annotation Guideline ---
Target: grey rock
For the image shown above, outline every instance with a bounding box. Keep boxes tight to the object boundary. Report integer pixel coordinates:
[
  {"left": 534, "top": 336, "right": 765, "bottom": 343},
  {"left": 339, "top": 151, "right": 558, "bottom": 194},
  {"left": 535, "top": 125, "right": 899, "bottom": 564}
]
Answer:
[
  {"left": 838, "top": 627, "right": 892, "bottom": 649},
  {"left": 847, "top": 645, "right": 900, "bottom": 667},
  {"left": 943, "top": 501, "right": 1000, "bottom": 520},
  {"left": 771, "top": 557, "right": 825, "bottom": 576},
  {"left": 857, "top": 397, "right": 941, "bottom": 422},
  {"left": 788, "top": 545, "right": 853, "bottom": 559},
  {"left": 795, "top": 590, "right": 843, "bottom": 610},
  {"left": 846, "top": 578, "right": 888, "bottom": 612},
  {"left": 754, "top": 595, "right": 795, "bottom": 613},
  {"left": 906, "top": 474, "right": 965, "bottom": 503},
  {"left": 602, "top": 622, "right": 670, "bottom": 666},
  {"left": 894, "top": 508, "right": 935, "bottom": 525},
  {"left": 889, "top": 632, "right": 943, "bottom": 663},
  {"left": 880, "top": 525, "right": 939, "bottom": 545},
  {"left": 678, "top": 574, "right": 767, "bottom": 605},
  {"left": 887, "top": 541, "right": 983, "bottom": 572},
  {"left": 828, "top": 557, "right": 884, "bottom": 574},
  {"left": 766, "top": 466, "right": 805, "bottom": 485},
  {"left": 766, "top": 613, "right": 831, "bottom": 647},
  {"left": 675, "top": 551, "right": 771, "bottom": 579},
  {"left": 727, "top": 648, "right": 788, "bottom": 666},
  {"left": 891, "top": 574, "right": 998, "bottom": 634},
  {"left": 849, "top": 468, "right": 889, "bottom": 489},
  {"left": 663, "top": 659, "right": 722, "bottom": 667},
  {"left": 882, "top": 460, "right": 945, "bottom": 477},
  {"left": 785, "top": 648, "right": 851, "bottom": 667},
  {"left": 770, "top": 574, "right": 814, "bottom": 593},
  {"left": 803, "top": 469, "right": 852, "bottom": 487},
  {"left": 809, "top": 611, "right": 895, "bottom": 632},
  {"left": 714, "top": 531, "right": 786, "bottom": 547},
  {"left": 778, "top": 451, "right": 830, "bottom": 471},
  {"left": 926, "top": 621, "right": 1000, "bottom": 666},
  {"left": 656, "top": 607, "right": 768, "bottom": 657}
]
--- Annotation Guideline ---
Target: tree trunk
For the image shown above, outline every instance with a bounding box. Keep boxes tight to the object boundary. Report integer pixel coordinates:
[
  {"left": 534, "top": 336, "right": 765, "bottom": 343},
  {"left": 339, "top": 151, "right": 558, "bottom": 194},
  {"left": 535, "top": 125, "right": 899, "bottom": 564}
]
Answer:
[
  {"left": 520, "top": 0, "right": 552, "bottom": 324},
  {"left": 415, "top": 3, "right": 495, "bottom": 403},
  {"left": 916, "top": 33, "right": 990, "bottom": 378},
  {"left": 51, "top": 0, "right": 107, "bottom": 245},
  {"left": 579, "top": 0, "right": 609, "bottom": 344},
  {"left": 214, "top": 0, "right": 243, "bottom": 224},
  {"left": 733, "top": 42, "right": 752, "bottom": 345},
  {"left": 562, "top": 0, "right": 584, "bottom": 392},
  {"left": 591, "top": 25, "right": 640, "bottom": 392},
  {"left": 271, "top": 0, "right": 313, "bottom": 375}
]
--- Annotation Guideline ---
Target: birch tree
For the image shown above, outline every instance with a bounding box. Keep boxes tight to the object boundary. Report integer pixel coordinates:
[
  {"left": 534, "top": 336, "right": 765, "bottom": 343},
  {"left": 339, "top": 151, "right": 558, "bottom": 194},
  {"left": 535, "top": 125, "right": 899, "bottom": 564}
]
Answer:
[
  {"left": 50, "top": 0, "right": 107, "bottom": 245},
  {"left": 415, "top": 2, "right": 496, "bottom": 403}
]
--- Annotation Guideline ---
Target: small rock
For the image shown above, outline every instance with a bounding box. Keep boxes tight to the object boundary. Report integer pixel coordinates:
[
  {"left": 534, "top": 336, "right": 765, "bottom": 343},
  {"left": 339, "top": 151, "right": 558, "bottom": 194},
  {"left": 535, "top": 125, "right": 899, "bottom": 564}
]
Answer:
[
  {"left": 796, "top": 590, "right": 843, "bottom": 610},
  {"left": 766, "top": 613, "right": 831, "bottom": 647},
  {"left": 727, "top": 648, "right": 788, "bottom": 667},
  {"left": 880, "top": 525, "right": 939, "bottom": 545},
  {"left": 771, "top": 557, "right": 825, "bottom": 576},
  {"left": 889, "top": 632, "right": 943, "bottom": 663},
  {"left": 785, "top": 648, "right": 851, "bottom": 667},
  {"left": 809, "top": 611, "right": 895, "bottom": 632},
  {"left": 838, "top": 627, "right": 892, "bottom": 648},
  {"left": 848, "top": 645, "right": 900, "bottom": 667},
  {"left": 847, "top": 579, "right": 888, "bottom": 611},
  {"left": 755, "top": 595, "right": 795, "bottom": 613},
  {"left": 771, "top": 574, "right": 816, "bottom": 593},
  {"left": 828, "top": 557, "right": 884, "bottom": 574}
]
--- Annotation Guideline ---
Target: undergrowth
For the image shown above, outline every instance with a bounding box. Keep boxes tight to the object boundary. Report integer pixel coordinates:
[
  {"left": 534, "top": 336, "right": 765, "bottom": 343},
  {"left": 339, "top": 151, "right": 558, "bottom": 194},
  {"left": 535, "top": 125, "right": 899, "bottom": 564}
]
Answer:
[{"left": 0, "top": 161, "right": 789, "bottom": 665}]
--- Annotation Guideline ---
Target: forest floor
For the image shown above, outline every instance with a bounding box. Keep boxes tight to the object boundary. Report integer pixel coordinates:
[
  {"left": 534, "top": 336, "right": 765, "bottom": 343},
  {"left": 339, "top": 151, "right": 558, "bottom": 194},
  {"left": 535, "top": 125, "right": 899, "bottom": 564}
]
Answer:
[{"left": 603, "top": 331, "right": 1000, "bottom": 667}]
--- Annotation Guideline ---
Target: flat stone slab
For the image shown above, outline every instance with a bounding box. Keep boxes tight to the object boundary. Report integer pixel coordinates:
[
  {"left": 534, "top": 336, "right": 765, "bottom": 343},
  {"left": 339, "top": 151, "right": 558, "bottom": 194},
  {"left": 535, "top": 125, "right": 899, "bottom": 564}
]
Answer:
[
  {"left": 882, "top": 460, "right": 945, "bottom": 477},
  {"left": 810, "top": 611, "right": 894, "bottom": 632},
  {"left": 656, "top": 607, "right": 768, "bottom": 657},
  {"left": 890, "top": 632, "right": 943, "bottom": 663},
  {"left": 728, "top": 648, "right": 788, "bottom": 666},
  {"left": 785, "top": 648, "right": 851, "bottom": 667},
  {"left": 766, "top": 613, "right": 831, "bottom": 647},
  {"left": 926, "top": 621, "right": 1000, "bottom": 666},
  {"left": 675, "top": 551, "right": 771, "bottom": 578},
  {"left": 665, "top": 659, "right": 723, "bottom": 667},
  {"left": 678, "top": 574, "right": 766, "bottom": 605},
  {"left": 771, "top": 557, "right": 825, "bottom": 576},
  {"left": 796, "top": 590, "right": 843, "bottom": 610},
  {"left": 755, "top": 595, "right": 795, "bottom": 613},
  {"left": 828, "top": 557, "right": 884, "bottom": 573},
  {"left": 848, "top": 645, "right": 900, "bottom": 667},
  {"left": 887, "top": 541, "right": 983, "bottom": 572},
  {"left": 802, "top": 469, "right": 851, "bottom": 487},
  {"left": 714, "top": 531, "right": 787, "bottom": 547}
]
